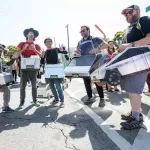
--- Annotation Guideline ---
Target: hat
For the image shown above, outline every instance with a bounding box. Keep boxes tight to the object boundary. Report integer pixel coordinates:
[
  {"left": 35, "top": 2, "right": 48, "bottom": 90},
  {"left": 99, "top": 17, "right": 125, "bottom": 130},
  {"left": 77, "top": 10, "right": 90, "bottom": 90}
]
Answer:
[
  {"left": 23, "top": 28, "right": 39, "bottom": 38},
  {"left": 0, "top": 44, "right": 6, "bottom": 49},
  {"left": 121, "top": 5, "right": 140, "bottom": 15},
  {"left": 0, "top": 44, "right": 9, "bottom": 52}
]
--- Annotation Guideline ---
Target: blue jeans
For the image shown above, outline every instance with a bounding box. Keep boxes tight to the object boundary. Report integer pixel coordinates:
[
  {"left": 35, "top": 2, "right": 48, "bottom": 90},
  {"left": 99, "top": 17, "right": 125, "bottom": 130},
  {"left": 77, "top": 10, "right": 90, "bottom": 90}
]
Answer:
[{"left": 48, "top": 79, "right": 64, "bottom": 102}]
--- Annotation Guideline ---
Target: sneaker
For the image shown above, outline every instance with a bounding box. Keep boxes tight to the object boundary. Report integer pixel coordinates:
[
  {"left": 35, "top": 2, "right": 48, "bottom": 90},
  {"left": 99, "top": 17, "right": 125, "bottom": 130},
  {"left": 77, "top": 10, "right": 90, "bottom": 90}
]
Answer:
[
  {"left": 121, "top": 112, "right": 143, "bottom": 121},
  {"left": 108, "top": 89, "right": 114, "bottom": 93},
  {"left": 84, "top": 97, "right": 95, "bottom": 105},
  {"left": 120, "top": 116, "right": 143, "bottom": 130},
  {"left": 121, "top": 112, "right": 132, "bottom": 120},
  {"left": 2, "top": 106, "right": 14, "bottom": 112},
  {"left": 115, "top": 89, "right": 120, "bottom": 92},
  {"left": 52, "top": 99, "right": 59, "bottom": 104},
  {"left": 59, "top": 102, "right": 65, "bottom": 108},
  {"left": 99, "top": 98, "right": 105, "bottom": 107},
  {"left": 33, "top": 101, "right": 40, "bottom": 107},
  {"left": 17, "top": 101, "right": 25, "bottom": 110}
]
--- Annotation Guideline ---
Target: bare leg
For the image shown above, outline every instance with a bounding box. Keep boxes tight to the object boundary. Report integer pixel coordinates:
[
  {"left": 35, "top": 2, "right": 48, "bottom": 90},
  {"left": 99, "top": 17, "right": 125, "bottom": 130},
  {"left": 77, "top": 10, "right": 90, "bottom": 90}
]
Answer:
[{"left": 130, "top": 93, "right": 141, "bottom": 112}]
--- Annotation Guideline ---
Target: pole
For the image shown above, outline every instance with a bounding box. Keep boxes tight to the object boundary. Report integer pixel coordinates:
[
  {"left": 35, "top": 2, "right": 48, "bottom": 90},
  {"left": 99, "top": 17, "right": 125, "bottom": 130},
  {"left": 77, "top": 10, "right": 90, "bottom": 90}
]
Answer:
[
  {"left": 53, "top": 37, "right": 56, "bottom": 47},
  {"left": 65, "top": 24, "right": 70, "bottom": 58}
]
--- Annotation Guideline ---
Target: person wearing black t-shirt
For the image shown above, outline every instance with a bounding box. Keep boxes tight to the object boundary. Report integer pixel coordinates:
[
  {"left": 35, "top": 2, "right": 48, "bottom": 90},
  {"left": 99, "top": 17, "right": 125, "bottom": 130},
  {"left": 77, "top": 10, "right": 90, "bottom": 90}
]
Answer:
[
  {"left": 119, "top": 5, "right": 150, "bottom": 130},
  {"left": 42, "top": 38, "right": 67, "bottom": 108}
]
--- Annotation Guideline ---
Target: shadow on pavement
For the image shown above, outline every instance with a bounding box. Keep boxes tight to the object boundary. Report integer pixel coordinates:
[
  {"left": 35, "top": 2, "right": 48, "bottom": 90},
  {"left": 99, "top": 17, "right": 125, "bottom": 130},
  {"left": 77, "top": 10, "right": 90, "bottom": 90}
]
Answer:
[
  {"left": 105, "top": 91, "right": 128, "bottom": 106},
  {"left": 144, "top": 92, "right": 150, "bottom": 97},
  {"left": 0, "top": 96, "right": 149, "bottom": 150},
  {"left": 80, "top": 87, "right": 128, "bottom": 106},
  {"left": 0, "top": 102, "right": 119, "bottom": 150},
  {"left": 56, "top": 109, "right": 120, "bottom": 150},
  {"left": 9, "top": 83, "right": 20, "bottom": 89},
  {"left": 0, "top": 104, "right": 59, "bottom": 134}
]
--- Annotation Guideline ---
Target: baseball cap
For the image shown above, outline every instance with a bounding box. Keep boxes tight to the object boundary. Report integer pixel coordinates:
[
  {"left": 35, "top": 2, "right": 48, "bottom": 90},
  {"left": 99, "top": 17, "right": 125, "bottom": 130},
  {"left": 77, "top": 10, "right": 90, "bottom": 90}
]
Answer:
[{"left": 121, "top": 5, "right": 140, "bottom": 15}]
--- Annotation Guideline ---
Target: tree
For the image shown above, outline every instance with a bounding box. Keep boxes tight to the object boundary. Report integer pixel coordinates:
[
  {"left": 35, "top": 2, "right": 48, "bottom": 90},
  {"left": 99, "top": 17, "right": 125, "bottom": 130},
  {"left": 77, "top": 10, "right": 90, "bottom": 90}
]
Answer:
[
  {"left": 146, "top": 5, "right": 150, "bottom": 12},
  {"left": 113, "top": 29, "right": 126, "bottom": 50},
  {"left": 7, "top": 45, "right": 17, "bottom": 56}
]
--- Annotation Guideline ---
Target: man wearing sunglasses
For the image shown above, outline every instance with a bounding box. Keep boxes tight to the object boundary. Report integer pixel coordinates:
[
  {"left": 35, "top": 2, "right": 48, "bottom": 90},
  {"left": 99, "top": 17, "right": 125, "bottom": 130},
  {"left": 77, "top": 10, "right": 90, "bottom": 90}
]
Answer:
[
  {"left": 75, "top": 25, "right": 108, "bottom": 107},
  {"left": 119, "top": 5, "right": 150, "bottom": 130}
]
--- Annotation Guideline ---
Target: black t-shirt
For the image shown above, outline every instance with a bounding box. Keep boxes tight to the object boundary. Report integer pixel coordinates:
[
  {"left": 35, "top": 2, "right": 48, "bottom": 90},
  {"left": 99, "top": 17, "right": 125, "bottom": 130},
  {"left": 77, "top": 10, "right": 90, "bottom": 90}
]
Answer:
[
  {"left": 122, "top": 16, "right": 150, "bottom": 43},
  {"left": 44, "top": 48, "right": 67, "bottom": 64}
]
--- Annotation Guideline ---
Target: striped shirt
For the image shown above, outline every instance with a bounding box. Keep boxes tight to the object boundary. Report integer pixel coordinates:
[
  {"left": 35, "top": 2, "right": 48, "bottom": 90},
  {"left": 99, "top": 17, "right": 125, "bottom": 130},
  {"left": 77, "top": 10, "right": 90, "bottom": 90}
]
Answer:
[{"left": 77, "top": 36, "right": 103, "bottom": 55}]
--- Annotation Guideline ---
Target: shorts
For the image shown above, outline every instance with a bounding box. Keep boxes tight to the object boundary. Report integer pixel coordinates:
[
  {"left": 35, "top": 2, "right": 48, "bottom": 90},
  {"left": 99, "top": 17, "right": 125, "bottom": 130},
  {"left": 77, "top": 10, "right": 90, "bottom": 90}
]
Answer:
[{"left": 120, "top": 71, "right": 149, "bottom": 94}]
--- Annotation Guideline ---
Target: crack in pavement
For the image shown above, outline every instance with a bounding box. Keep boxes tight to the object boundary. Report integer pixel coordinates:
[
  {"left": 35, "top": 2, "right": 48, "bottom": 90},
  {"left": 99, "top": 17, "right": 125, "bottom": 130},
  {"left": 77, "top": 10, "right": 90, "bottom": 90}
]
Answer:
[
  {"left": 0, "top": 103, "right": 81, "bottom": 150},
  {"left": 46, "top": 124, "right": 80, "bottom": 150},
  {"left": 0, "top": 114, "right": 79, "bottom": 150},
  {"left": 46, "top": 107, "right": 80, "bottom": 150}
]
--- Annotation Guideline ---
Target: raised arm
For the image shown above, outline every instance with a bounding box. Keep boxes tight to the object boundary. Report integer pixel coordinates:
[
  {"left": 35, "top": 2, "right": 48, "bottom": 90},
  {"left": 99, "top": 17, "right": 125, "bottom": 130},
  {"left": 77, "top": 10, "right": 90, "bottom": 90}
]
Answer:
[{"left": 58, "top": 46, "right": 68, "bottom": 54}]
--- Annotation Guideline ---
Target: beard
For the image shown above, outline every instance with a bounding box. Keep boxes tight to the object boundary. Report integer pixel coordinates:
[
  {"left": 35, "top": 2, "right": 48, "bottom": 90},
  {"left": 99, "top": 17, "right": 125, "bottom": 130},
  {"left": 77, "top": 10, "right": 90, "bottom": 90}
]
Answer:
[{"left": 126, "top": 14, "right": 139, "bottom": 24}]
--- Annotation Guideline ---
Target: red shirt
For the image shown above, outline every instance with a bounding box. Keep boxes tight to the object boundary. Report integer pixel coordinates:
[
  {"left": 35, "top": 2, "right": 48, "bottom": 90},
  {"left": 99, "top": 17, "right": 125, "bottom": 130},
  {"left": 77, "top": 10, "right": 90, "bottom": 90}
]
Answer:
[
  {"left": 17, "top": 42, "right": 41, "bottom": 56},
  {"left": 106, "top": 52, "right": 117, "bottom": 62}
]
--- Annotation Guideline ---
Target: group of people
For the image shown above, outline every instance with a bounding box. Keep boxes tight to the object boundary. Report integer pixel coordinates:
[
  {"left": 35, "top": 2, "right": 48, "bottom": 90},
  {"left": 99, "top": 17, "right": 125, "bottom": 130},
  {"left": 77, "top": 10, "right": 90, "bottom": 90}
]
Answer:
[
  {"left": 74, "top": 4, "right": 150, "bottom": 130},
  {"left": 0, "top": 4, "right": 150, "bottom": 130},
  {"left": 0, "top": 27, "right": 69, "bottom": 111}
]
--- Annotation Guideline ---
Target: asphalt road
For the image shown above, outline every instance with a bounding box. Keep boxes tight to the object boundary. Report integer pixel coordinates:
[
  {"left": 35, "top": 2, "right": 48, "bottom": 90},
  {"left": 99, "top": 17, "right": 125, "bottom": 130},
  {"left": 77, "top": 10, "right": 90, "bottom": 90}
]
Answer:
[{"left": 0, "top": 79, "right": 150, "bottom": 150}]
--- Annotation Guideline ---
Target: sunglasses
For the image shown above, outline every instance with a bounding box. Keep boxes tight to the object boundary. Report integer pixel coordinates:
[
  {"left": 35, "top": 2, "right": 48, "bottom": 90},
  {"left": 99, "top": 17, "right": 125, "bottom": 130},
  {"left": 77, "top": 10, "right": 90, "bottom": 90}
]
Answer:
[
  {"left": 46, "top": 41, "right": 52, "bottom": 44},
  {"left": 80, "top": 29, "right": 86, "bottom": 33},
  {"left": 124, "top": 9, "right": 134, "bottom": 17}
]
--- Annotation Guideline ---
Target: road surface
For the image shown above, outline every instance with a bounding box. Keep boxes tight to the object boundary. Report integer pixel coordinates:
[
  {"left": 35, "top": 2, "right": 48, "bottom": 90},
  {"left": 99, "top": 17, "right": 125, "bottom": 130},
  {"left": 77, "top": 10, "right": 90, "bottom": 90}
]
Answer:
[{"left": 0, "top": 78, "right": 150, "bottom": 150}]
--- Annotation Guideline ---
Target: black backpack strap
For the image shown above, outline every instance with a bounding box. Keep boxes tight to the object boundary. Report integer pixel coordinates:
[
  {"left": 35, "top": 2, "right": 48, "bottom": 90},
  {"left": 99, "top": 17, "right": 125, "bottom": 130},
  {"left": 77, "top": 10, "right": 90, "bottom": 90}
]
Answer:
[
  {"left": 21, "top": 42, "right": 25, "bottom": 49},
  {"left": 136, "top": 18, "right": 145, "bottom": 36}
]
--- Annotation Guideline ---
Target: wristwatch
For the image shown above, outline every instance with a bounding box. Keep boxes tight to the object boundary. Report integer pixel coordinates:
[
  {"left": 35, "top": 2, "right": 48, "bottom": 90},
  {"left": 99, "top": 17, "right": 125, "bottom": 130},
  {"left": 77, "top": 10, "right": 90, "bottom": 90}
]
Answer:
[{"left": 131, "top": 42, "right": 135, "bottom": 47}]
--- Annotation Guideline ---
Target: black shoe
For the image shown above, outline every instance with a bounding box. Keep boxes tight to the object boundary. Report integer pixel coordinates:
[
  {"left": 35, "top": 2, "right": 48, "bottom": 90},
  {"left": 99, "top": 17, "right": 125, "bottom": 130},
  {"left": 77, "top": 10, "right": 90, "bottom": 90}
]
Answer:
[
  {"left": 84, "top": 97, "right": 95, "bottom": 105},
  {"left": 18, "top": 101, "right": 25, "bottom": 109},
  {"left": 99, "top": 98, "right": 105, "bottom": 107},
  {"left": 121, "top": 112, "right": 143, "bottom": 121},
  {"left": 108, "top": 89, "right": 114, "bottom": 93},
  {"left": 2, "top": 106, "right": 14, "bottom": 112},
  {"left": 120, "top": 116, "right": 143, "bottom": 130},
  {"left": 52, "top": 99, "right": 59, "bottom": 104},
  {"left": 121, "top": 112, "right": 132, "bottom": 120},
  {"left": 32, "top": 101, "right": 40, "bottom": 107},
  {"left": 115, "top": 89, "right": 120, "bottom": 92}
]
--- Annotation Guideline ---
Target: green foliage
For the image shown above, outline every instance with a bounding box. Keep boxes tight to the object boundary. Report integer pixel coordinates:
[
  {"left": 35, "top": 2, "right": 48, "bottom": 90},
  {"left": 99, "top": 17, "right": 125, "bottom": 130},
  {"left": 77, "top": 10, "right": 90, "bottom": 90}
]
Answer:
[
  {"left": 146, "top": 6, "right": 150, "bottom": 12},
  {"left": 113, "top": 29, "right": 126, "bottom": 50},
  {"left": 7, "top": 45, "right": 17, "bottom": 56}
]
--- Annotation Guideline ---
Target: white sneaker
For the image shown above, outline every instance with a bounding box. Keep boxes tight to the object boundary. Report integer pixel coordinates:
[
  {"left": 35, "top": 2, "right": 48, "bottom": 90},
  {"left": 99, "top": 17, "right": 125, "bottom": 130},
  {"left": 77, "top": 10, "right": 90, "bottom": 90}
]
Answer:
[{"left": 59, "top": 102, "right": 65, "bottom": 108}]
